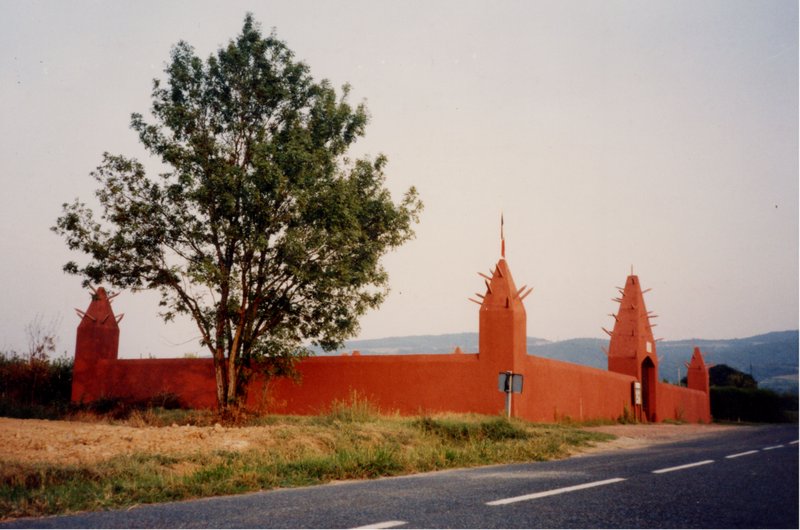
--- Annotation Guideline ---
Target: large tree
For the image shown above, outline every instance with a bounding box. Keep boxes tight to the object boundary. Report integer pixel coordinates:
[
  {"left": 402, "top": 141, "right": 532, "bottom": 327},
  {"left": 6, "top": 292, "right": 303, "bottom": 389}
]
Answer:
[{"left": 54, "top": 15, "right": 422, "bottom": 412}]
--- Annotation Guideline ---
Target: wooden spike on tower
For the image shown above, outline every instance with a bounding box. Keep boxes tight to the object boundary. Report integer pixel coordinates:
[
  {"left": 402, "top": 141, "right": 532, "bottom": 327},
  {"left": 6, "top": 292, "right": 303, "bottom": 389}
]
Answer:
[
  {"left": 642, "top": 288, "right": 652, "bottom": 294},
  {"left": 484, "top": 279, "right": 492, "bottom": 294},
  {"left": 612, "top": 297, "right": 623, "bottom": 303},
  {"left": 602, "top": 327, "right": 613, "bottom": 336},
  {"left": 474, "top": 293, "right": 485, "bottom": 299},
  {"left": 468, "top": 298, "right": 482, "bottom": 305},
  {"left": 608, "top": 313, "right": 619, "bottom": 322},
  {"left": 520, "top": 287, "right": 534, "bottom": 301},
  {"left": 74, "top": 308, "right": 95, "bottom": 321},
  {"left": 478, "top": 272, "right": 492, "bottom": 281},
  {"left": 115, "top": 313, "right": 125, "bottom": 324}
]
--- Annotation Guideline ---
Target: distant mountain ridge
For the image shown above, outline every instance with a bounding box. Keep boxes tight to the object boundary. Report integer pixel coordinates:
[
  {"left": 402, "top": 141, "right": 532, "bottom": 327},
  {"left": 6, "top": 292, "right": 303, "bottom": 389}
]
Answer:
[{"left": 311, "top": 330, "right": 798, "bottom": 393}]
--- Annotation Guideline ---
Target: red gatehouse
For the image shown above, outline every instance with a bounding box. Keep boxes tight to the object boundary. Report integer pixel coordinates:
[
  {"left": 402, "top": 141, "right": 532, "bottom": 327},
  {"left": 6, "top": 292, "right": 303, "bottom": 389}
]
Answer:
[{"left": 70, "top": 236, "right": 711, "bottom": 423}]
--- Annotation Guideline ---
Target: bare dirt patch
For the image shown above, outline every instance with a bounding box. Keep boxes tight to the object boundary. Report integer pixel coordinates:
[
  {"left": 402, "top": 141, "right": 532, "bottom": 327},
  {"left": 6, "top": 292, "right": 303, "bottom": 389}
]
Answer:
[{"left": 573, "top": 423, "right": 743, "bottom": 455}]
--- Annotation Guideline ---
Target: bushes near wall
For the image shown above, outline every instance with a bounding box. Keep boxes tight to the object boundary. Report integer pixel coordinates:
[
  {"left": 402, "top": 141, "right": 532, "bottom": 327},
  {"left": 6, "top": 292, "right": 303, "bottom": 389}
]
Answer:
[
  {"left": 711, "top": 386, "right": 798, "bottom": 423},
  {"left": 0, "top": 352, "right": 73, "bottom": 419}
]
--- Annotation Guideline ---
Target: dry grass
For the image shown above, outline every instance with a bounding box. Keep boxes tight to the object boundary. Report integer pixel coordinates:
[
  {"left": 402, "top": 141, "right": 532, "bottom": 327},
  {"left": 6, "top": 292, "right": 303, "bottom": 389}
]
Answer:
[{"left": 0, "top": 402, "right": 613, "bottom": 521}]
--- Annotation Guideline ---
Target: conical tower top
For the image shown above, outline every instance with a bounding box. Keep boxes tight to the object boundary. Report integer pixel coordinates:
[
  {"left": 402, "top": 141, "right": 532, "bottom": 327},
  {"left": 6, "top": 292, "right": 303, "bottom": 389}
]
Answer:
[{"left": 76, "top": 287, "right": 120, "bottom": 331}]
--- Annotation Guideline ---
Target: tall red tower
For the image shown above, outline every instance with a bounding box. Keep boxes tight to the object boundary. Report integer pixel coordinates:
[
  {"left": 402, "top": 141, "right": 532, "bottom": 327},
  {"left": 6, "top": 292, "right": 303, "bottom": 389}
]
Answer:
[
  {"left": 477, "top": 258, "right": 531, "bottom": 372},
  {"left": 606, "top": 274, "right": 659, "bottom": 421},
  {"left": 471, "top": 217, "right": 533, "bottom": 415}
]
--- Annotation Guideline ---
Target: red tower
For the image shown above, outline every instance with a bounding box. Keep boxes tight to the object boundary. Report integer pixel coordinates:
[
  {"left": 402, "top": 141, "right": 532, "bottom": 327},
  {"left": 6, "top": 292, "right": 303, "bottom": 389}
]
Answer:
[
  {"left": 72, "top": 287, "right": 121, "bottom": 402},
  {"left": 477, "top": 258, "right": 531, "bottom": 372},
  {"left": 606, "top": 274, "right": 659, "bottom": 421},
  {"left": 471, "top": 218, "right": 533, "bottom": 414},
  {"left": 686, "top": 347, "right": 711, "bottom": 394}
]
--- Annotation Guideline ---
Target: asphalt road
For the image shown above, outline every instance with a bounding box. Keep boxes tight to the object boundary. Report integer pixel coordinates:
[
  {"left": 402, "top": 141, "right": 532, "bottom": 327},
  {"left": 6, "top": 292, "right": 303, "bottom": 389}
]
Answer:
[{"left": 4, "top": 424, "right": 797, "bottom": 529}]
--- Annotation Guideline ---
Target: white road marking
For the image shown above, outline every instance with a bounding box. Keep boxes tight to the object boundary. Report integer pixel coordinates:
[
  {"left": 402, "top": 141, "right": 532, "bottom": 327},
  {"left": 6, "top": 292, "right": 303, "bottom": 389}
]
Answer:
[
  {"left": 485, "top": 477, "right": 626, "bottom": 506},
  {"left": 725, "top": 450, "right": 759, "bottom": 459},
  {"left": 351, "top": 520, "right": 407, "bottom": 529},
  {"left": 652, "top": 460, "right": 714, "bottom": 474},
  {"left": 790, "top": 440, "right": 799, "bottom": 445},
  {"left": 763, "top": 445, "right": 784, "bottom": 450}
]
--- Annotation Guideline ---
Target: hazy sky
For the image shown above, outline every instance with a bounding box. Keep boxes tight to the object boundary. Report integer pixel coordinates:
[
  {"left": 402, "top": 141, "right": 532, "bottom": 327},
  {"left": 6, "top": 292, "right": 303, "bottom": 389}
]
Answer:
[{"left": 1, "top": 0, "right": 797, "bottom": 358}]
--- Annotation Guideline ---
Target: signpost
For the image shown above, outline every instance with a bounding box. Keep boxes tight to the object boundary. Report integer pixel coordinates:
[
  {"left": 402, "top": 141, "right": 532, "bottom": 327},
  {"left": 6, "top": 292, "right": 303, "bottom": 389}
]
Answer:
[
  {"left": 632, "top": 381, "right": 642, "bottom": 422},
  {"left": 498, "top": 371, "right": 524, "bottom": 418}
]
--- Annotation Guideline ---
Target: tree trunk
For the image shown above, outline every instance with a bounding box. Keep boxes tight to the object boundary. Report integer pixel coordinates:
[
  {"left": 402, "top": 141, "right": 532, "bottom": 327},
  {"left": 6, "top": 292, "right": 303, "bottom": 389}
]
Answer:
[
  {"left": 213, "top": 348, "right": 227, "bottom": 412},
  {"left": 226, "top": 354, "right": 238, "bottom": 409}
]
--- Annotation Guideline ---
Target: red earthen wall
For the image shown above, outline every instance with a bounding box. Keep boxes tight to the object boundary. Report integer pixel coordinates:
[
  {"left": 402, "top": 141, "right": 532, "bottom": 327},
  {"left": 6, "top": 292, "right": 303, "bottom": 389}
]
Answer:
[
  {"left": 516, "top": 356, "right": 636, "bottom": 422},
  {"left": 260, "top": 353, "right": 501, "bottom": 415},
  {"left": 70, "top": 257, "right": 711, "bottom": 423},
  {"left": 72, "top": 351, "right": 711, "bottom": 424},
  {"left": 76, "top": 346, "right": 711, "bottom": 422},
  {"left": 655, "top": 382, "right": 712, "bottom": 423}
]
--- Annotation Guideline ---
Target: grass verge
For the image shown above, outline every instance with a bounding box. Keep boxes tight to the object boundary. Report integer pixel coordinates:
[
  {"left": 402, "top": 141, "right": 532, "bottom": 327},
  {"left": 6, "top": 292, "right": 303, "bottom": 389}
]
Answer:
[{"left": 1, "top": 411, "right": 613, "bottom": 520}]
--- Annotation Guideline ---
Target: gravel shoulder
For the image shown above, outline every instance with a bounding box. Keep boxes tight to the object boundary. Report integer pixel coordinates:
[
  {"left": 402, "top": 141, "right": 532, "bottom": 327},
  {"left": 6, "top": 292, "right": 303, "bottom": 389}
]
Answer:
[{"left": 0, "top": 417, "right": 742, "bottom": 466}]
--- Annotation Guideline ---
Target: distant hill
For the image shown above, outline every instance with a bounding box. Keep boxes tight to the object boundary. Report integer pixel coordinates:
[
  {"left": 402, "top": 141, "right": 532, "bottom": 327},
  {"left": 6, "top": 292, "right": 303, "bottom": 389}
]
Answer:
[{"left": 311, "top": 330, "right": 798, "bottom": 393}]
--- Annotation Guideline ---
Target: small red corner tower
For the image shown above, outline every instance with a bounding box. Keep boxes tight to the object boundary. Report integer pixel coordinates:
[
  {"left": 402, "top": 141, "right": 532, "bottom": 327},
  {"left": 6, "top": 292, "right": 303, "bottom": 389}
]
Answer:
[
  {"left": 606, "top": 273, "right": 660, "bottom": 420},
  {"left": 72, "top": 287, "right": 121, "bottom": 402},
  {"left": 686, "top": 346, "right": 710, "bottom": 394}
]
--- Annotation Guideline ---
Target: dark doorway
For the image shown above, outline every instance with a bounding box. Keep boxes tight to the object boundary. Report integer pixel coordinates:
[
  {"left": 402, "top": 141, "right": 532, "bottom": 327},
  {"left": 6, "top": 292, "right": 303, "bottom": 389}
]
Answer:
[{"left": 641, "top": 357, "right": 657, "bottom": 422}]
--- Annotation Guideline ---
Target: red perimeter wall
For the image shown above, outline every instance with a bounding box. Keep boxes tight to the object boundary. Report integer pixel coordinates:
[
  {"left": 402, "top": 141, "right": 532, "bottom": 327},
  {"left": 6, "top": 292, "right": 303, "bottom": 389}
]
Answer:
[
  {"left": 71, "top": 259, "right": 711, "bottom": 423},
  {"left": 76, "top": 352, "right": 710, "bottom": 423}
]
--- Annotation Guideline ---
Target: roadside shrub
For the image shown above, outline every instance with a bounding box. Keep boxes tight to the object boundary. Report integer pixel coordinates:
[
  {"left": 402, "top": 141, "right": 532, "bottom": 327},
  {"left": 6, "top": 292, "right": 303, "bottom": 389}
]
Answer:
[
  {"left": 711, "top": 386, "right": 798, "bottom": 423},
  {"left": 323, "top": 390, "right": 380, "bottom": 423},
  {"left": 0, "top": 352, "right": 73, "bottom": 419},
  {"left": 415, "top": 416, "right": 528, "bottom": 442},
  {"left": 617, "top": 404, "right": 636, "bottom": 424}
]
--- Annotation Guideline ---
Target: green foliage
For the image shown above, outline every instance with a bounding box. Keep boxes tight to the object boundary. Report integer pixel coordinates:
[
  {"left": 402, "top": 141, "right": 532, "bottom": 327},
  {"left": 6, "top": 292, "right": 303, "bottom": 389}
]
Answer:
[
  {"left": 709, "top": 364, "right": 758, "bottom": 388},
  {"left": 76, "top": 393, "right": 185, "bottom": 422},
  {"left": 53, "top": 14, "right": 422, "bottom": 411},
  {"left": 711, "top": 386, "right": 798, "bottom": 423},
  {"left": 321, "top": 390, "right": 381, "bottom": 424},
  {"left": 682, "top": 363, "right": 759, "bottom": 388},
  {"left": 617, "top": 403, "right": 636, "bottom": 424},
  {"left": 0, "top": 317, "right": 73, "bottom": 419},
  {"left": 415, "top": 416, "right": 529, "bottom": 442},
  {"left": 0, "top": 353, "right": 73, "bottom": 419}
]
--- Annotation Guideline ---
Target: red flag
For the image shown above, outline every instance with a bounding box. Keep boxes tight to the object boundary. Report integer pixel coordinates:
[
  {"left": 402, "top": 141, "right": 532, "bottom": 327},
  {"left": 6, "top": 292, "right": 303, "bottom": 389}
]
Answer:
[{"left": 501, "top": 213, "right": 505, "bottom": 258}]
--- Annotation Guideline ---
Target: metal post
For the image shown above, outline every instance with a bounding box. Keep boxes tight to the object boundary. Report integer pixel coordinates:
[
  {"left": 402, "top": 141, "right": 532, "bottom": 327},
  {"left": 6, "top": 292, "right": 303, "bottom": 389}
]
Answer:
[{"left": 505, "top": 371, "right": 512, "bottom": 418}]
